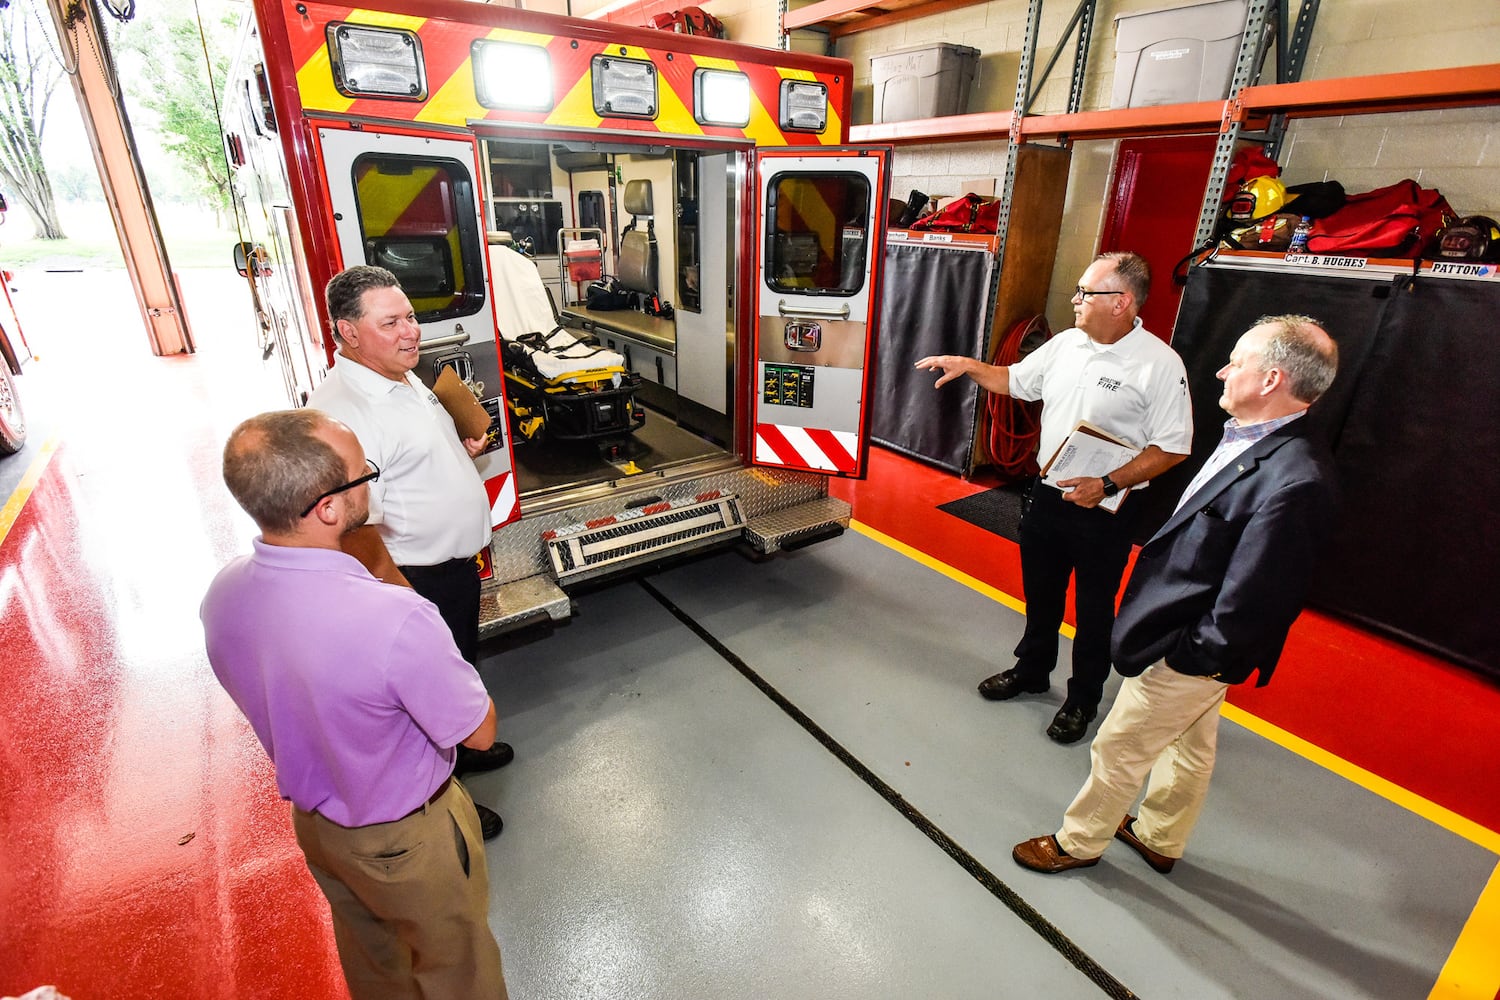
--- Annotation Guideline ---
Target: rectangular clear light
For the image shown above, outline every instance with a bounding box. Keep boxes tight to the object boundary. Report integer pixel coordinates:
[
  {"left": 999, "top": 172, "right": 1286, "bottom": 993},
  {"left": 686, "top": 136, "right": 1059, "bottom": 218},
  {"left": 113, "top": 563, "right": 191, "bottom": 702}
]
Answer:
[
  {"left": 779, "top": 80, "right": 828, "bottom": 133},
  {"left": 473, "top": 40, "right": 553, "bottom": 111},
  {"left": 592, "top": 56, "right": 657, "bottom": 118},
  {"left": 694, "top": 69, "right": 750, "bottom": 127},
  {"left": 329, "top": 23, "right": 425, "bottom": 99}
]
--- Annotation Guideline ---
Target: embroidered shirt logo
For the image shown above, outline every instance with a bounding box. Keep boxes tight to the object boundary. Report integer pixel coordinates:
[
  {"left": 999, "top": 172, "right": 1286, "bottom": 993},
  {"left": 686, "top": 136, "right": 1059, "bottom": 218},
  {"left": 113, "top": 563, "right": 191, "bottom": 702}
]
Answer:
[{"left": 1097, "top": 376, "right": 1122, "bottom": 392}]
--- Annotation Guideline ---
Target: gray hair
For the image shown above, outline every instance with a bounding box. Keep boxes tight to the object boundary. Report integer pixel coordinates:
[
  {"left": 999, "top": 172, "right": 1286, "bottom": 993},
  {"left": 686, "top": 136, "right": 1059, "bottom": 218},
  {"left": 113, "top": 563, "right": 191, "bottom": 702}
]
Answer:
[
  {"left": 222, "top": 410, "right": 347, "bottom": 533},
  {"left": 325, "top": 265, "right": 402, "bottom": 339},
  {"left": 1252, "top": 314, "right": 1339, "bottom": 403},
  {"left": 1096, "top": 251, "right": 1151, "bottom": 307}
]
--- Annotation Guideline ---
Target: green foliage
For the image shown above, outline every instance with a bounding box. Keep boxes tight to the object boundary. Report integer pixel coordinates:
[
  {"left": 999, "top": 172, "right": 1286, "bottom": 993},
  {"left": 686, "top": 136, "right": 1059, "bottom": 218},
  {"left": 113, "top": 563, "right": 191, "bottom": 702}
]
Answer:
[{"left": 117, "top": 8, "right": 236, "bottom": 221}]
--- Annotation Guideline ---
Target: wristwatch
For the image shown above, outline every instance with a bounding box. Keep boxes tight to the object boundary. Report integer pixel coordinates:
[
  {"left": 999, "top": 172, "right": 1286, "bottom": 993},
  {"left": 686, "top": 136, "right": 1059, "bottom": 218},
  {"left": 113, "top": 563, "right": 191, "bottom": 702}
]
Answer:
[{"left": 1100, "top": 474, "right": 1120, "bottom": 498}]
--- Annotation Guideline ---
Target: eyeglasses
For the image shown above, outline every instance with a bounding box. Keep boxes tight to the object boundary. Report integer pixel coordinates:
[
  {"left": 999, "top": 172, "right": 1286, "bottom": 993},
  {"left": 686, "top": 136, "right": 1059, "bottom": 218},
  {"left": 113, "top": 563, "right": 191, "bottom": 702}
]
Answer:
[
  {"left": 300, "top": 460, "right": 380, "bottom": 518},
  {"left": 1073, "top": 286, "right": 1127, "bottom": 300}
]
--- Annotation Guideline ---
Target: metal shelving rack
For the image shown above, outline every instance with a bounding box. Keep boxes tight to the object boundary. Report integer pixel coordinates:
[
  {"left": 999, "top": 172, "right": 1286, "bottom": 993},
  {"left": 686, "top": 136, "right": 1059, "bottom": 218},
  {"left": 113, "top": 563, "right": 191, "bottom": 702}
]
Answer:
[{"left": 790, "top": 0, "right": 1500, "bottom": 250}]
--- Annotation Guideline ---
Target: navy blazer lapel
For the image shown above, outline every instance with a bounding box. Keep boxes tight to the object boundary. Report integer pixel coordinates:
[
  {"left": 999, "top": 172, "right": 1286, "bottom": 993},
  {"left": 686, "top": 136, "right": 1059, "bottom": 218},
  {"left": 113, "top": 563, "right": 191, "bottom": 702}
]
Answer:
[{"left": 1152, "top": 425, "right": 1303, "bottom": 541}]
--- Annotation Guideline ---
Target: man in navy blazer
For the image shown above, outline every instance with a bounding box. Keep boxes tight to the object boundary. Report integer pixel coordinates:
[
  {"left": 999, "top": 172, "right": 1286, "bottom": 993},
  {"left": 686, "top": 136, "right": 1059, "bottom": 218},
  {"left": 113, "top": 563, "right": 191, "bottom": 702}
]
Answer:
[{"left": 1013, "top": 314, "right": 1340, "bottom": 875}]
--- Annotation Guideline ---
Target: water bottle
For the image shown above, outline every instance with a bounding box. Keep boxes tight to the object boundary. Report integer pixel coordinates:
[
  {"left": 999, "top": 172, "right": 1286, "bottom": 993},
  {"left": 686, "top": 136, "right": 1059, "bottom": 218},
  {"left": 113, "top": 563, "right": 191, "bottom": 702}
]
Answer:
[{"left": 1288, "top": 216, "right": 1313, "bottom": 254}]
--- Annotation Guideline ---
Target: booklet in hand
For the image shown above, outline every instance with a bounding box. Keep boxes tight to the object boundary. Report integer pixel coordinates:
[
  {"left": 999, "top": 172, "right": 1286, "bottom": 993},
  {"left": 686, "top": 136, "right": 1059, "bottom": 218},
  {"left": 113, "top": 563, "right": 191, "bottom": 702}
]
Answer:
[
  {"left": 433, "top": 367, "right": 494, "bottom": 442},
  {"left": 1040, "top": 422, "right": 1139, "bottom": 513}
]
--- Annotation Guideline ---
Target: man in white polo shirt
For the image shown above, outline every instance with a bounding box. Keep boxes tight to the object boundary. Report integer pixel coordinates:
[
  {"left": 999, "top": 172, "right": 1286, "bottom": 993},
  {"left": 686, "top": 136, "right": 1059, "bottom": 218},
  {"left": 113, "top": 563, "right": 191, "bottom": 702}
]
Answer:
[
  {"left": 309, "top": 265, "right": 511, "bottom": 839},
  {"left": 916, "top": 251, "right": 1193, "bottom": 744}
]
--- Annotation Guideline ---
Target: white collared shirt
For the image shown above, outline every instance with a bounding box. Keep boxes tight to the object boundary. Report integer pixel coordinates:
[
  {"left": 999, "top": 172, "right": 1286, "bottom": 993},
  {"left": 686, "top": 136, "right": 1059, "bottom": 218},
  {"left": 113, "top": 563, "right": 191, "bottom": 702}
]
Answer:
[
  {"left": 1008, "top": 318, "right": 1193, "bottom": 485},
  {"left": 308, "top": 355, "right": 491, "bottom": 566}
]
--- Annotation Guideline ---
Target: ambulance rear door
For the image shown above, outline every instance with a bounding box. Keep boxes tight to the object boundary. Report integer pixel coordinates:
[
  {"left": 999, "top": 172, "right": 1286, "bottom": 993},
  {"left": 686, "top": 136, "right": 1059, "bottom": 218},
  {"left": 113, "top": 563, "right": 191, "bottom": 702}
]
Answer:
[
  {"left": 750, "top": 147, "right": 890, "bottom": 478},
  {"left": 316, "top": 124, "right": 520, "bottom": 532}
]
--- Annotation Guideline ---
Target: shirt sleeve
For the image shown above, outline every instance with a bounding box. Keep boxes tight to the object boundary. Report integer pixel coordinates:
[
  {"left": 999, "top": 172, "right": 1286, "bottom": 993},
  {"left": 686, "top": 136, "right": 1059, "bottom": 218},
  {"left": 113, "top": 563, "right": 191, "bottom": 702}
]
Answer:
[
  {"left": 1141, "top": 350, "right": 1194, "bottom": 455},
  {"left": 383, "top": 601, "right": 491, "bottom": 751},
  {"left": 1006, "top": 332, "right": 1062, "bottom": 402}
]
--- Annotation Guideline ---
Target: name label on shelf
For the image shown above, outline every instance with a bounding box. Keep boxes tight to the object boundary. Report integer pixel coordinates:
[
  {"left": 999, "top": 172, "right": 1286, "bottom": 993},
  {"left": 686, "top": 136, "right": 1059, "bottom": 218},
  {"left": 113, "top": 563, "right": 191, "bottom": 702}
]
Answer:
[
  {"left": 1283, "top": 253, "right": 1368, "bottom": 269},
  {"left": 1429, "top": 262, "right": 1494, "bottom": 277}
]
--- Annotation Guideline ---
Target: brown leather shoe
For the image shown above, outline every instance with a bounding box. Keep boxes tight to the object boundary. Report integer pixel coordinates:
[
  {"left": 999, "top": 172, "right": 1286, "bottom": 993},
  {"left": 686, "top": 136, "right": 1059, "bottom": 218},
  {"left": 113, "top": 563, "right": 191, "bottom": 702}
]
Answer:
[
  {"left": 1012, "top": 835, "right": 1100, "bottom": 873},
  {"left": 1115, "top": 815, "right": 1176, "bottom": 874}
]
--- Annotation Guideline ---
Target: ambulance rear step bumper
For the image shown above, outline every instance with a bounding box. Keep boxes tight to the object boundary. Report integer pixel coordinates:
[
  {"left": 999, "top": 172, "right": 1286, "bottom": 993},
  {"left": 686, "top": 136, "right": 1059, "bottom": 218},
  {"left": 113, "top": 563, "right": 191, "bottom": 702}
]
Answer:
[
  {"left": 744, "top": 496, "right": 851, "bottom": 554},
  {"left": 478, "top": 573, "right": 572, "bottom": 640},
  {"left": 543, "top": 492, "right": 748, "bottom": 586}
]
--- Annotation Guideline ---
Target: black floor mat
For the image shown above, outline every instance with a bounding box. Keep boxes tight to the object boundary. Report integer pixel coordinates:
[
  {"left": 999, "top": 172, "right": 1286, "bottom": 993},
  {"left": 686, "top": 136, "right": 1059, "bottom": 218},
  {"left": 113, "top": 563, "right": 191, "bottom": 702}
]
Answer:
[{"left": 937, "top": 485, "right": 1028, "bottom": 543}]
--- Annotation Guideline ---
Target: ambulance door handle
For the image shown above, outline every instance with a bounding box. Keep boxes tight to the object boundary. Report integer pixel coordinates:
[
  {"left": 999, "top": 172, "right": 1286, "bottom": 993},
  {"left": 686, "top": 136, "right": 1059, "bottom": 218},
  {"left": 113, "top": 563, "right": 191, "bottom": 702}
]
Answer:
[
  {"left": 777, "top": 299, "right": 849, "bottom": 321},
  {"left": 420, "top": 332, "right": 471, "bottom": 351}
]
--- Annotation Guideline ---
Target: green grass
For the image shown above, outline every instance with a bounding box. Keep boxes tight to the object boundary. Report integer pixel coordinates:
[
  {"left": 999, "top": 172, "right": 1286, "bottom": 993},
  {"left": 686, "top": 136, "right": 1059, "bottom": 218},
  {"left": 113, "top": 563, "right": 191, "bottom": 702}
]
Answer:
[{"left": 1, "top": 202, "right": 237, "bottom": 271}]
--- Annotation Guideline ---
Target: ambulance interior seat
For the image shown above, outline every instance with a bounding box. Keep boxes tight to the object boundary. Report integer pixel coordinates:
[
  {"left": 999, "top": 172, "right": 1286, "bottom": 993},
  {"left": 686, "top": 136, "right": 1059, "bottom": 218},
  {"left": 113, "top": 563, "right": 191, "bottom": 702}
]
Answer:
[
  {"left": 488, "top": 238, "right": 643, "bottom": 444},
  {"left": 618, "top": 179, "right": 658, "bottom": 296},
  {"left": 561, "top": 179, "right": 675, "bottom": 357}
]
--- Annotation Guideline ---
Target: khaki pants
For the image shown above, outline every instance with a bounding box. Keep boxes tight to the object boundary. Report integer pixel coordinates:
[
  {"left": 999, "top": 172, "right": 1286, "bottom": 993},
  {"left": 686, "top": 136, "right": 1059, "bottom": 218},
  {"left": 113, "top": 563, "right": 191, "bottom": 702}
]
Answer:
[
  {"left": 1056, "top": 661, "right": 1229, "bottom": 861},
  {"left": 292, "top": 778, "right": 507, "bottom": 1000}
]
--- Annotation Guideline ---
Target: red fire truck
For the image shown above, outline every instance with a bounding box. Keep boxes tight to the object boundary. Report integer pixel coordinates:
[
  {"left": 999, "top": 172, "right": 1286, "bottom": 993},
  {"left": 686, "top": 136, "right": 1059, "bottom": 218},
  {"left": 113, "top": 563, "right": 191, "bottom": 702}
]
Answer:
[
  {"left": 222, "top": 0, "right": 890, "bottom": 634},
  {"left": 0, "top": 193, "right": 28, "bottom": 457}
]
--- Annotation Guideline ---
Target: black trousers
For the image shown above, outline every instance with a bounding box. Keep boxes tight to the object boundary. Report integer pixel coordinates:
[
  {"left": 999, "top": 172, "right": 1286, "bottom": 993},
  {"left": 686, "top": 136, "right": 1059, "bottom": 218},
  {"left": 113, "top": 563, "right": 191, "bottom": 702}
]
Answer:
[
  {"left": 1012, "top": 482, "right": 1140, "bottom": 710},
  {"left": 400, "top": 556, "right": 481, "bottom": 667}
]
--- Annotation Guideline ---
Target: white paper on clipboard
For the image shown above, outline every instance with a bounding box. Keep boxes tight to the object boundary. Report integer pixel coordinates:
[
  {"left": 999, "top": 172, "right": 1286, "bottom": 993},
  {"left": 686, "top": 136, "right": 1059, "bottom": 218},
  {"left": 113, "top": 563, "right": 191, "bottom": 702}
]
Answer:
[{"left": 1040, "top": 422, "right": 1139, "bottom": 513}]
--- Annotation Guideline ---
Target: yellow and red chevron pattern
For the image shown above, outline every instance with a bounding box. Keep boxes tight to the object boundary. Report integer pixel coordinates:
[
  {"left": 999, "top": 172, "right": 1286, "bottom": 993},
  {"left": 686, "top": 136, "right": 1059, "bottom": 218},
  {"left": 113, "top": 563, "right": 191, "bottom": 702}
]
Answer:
[{"left": 278, "top": 0, "right": 848, "bottom": 146}]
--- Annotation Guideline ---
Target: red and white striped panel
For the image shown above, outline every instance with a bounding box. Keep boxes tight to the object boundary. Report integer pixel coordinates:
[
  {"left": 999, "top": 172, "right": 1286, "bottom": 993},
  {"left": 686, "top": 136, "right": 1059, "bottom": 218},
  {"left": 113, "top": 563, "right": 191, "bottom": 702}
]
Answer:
[
  {"left": 754, "top": 423, "right": 857, "bottom": 474},
  {"left": 485, "top": 471, "right": 518, "bottom": 529}
]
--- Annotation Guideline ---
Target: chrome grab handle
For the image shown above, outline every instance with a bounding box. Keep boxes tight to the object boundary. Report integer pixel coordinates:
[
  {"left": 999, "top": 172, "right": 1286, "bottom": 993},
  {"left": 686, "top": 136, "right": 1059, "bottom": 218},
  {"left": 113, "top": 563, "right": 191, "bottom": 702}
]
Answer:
[
  {"left": 419, "top": 330, "right": 472, "bottom": 351},
  {"left": 777, "top": 299, "right": 850, "bottom": 320}
]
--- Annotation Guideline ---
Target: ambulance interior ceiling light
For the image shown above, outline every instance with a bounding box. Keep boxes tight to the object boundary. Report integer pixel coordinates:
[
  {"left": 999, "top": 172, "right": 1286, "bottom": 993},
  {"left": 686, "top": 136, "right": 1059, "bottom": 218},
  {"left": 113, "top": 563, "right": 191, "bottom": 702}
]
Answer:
[
  {"left": 592, "top": 56, "right": 658, "bottom": 118},
  {"left": 473, "top": 40, "right": 553, "bottom": 111},
  {"left": 694, "top": 68, "right": 750, "bottom": 127},
  {"left": 330, "top": 23, "right": 425, "bottom": 99},
  {"left": 779, "top": 80, "right": 827, "bottom": 133}
]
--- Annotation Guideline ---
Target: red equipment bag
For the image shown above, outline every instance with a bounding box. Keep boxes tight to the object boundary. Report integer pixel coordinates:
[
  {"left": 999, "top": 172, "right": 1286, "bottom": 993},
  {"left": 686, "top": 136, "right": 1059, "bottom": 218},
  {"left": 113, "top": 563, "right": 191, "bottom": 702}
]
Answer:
[
  {"left": 646, "top": 6, "right": 725, "bottom": 38},
  {"left": 910, "top": 193, "right": 1001, "bottom": 234},
  {"left": 1305, "top": 179, "right": 1457, "bottom": 258}
]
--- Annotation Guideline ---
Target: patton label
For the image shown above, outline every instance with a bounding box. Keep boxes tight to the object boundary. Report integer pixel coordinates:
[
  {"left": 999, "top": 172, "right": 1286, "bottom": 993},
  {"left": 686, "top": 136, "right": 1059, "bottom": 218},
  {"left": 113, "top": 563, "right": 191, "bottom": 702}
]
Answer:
[{"left": 1429, "top": 262, "right": 1493, "bottom": 276}]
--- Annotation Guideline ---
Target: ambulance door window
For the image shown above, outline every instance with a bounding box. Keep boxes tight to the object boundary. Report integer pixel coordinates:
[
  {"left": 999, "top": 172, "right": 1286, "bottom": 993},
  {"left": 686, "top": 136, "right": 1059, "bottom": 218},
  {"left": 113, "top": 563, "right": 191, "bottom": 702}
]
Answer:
[
  {"left": 350, "top": 153, "right": 486, "bottom": 322},
  {"left": 765, "top": 173, "right": 869, "bottom": 296}
]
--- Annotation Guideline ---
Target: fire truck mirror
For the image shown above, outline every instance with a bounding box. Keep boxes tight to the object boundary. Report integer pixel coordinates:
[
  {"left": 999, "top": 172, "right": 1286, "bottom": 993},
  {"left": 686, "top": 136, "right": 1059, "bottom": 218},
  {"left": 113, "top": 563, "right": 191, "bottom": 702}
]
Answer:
[{"left": 233, "top": 242, "right": 268, "bottom": 277}]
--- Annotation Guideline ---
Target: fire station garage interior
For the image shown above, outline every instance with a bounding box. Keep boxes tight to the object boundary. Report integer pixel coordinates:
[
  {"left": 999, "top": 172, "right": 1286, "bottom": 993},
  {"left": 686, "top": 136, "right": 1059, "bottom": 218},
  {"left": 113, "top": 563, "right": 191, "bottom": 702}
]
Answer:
[{"left": 4, "top": 1, "right": 1500, "bottom": 999}]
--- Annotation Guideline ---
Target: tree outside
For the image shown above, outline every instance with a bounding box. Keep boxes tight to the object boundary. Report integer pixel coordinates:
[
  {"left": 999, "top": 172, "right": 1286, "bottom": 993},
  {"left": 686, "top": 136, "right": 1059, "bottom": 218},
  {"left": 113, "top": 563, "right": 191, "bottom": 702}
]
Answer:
[{"left": 0, "top": 0, "right": 67, "bottom": 239}]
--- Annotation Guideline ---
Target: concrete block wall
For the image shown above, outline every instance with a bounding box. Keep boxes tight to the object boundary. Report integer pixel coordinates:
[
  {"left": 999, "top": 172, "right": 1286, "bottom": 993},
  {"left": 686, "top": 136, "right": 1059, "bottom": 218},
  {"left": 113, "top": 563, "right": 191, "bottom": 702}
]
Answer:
[{"left": 820, "top": 0, "right": 1500, "bottom": 344}]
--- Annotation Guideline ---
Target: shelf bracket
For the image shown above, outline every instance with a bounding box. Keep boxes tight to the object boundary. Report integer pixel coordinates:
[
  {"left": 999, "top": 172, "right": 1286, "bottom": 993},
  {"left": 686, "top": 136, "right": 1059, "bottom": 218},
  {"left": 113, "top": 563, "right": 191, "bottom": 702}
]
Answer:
[{"left": 1022, "top": 0, "right": 1099, "bottom": 116}]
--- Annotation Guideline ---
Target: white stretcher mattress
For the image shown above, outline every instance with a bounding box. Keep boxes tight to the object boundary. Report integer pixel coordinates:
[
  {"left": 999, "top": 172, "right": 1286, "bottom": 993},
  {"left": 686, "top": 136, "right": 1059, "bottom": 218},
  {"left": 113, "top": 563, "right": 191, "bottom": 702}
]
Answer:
[{"left": 488, "top": 243, "right": 626, "bottom": 381}]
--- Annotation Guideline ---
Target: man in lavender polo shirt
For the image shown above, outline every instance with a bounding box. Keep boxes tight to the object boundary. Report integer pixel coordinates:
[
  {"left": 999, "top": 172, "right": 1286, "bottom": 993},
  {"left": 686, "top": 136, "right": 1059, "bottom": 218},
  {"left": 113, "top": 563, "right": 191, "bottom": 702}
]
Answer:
[{"left": 201, "top": 409, "right": 508, "bottom": 1000}]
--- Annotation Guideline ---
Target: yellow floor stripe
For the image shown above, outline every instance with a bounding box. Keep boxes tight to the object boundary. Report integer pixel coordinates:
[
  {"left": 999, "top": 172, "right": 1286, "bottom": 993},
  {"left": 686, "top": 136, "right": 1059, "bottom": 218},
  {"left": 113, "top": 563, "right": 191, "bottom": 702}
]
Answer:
[
  {"left": 1221, "top": 704, "right": 1500, "bottom": 855},
  {"left": 850, "top": 520, "right": 1074, "bottom": 639},
  {"left": 854, "top": 516, "right": 1500, "bottom": 999},
  {"left": 0, "top": 437, "right": 58, "bottom": 549},
  {"left": 1429, "top": 860, "right": 1500, "bottom": 1000}
]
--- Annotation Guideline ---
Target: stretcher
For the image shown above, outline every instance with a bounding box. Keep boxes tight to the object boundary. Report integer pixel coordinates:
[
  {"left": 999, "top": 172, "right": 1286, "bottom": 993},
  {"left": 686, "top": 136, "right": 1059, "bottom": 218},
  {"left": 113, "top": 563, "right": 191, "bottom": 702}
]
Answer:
[{"left": 488, "top": 239, "right": 645, "bottom": 444}]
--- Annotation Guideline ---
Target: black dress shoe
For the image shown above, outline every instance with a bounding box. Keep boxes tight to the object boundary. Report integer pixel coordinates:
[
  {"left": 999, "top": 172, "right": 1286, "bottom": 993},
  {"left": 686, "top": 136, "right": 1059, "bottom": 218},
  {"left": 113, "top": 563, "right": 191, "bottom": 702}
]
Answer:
[
  {"left": 977, "top": 668, "right": 1051, "bottom": 701},
  {"left": 455, "top": 741, "right": 515, "bottom": 776},
  {"left": 474, "top": 802, "right": 503, "bottom": 841},
  {"left": 1046, "top": 703, "right": 1097, "bottom": 744}
]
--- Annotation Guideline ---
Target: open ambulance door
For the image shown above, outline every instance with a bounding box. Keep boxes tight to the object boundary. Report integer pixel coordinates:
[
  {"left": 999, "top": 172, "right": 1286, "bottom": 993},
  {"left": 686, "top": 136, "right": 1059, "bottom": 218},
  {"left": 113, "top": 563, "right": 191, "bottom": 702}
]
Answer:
[
  {"left": 750, "top": 147, "right": 890, "bottom": 478},
  {"left": 316, "top": 124, "right": 521, "bottom": 532}
]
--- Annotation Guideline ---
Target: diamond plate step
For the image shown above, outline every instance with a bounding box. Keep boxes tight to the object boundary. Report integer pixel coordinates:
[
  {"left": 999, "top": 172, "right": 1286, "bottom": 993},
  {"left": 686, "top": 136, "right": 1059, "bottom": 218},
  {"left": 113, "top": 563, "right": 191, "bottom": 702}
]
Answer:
[
  {"left": 478, "top": 573, "right": 572, "bottom": 640},
  {"left": 744, "top": 495, "right": 851, "bottom": 554}
]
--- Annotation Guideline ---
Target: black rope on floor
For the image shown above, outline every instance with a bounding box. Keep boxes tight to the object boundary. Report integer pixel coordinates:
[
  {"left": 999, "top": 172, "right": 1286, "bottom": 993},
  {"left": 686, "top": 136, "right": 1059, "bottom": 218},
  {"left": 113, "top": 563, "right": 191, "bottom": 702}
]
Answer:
[{"left": 639, "top": 578, "right": 1138, "bottom": 1000}]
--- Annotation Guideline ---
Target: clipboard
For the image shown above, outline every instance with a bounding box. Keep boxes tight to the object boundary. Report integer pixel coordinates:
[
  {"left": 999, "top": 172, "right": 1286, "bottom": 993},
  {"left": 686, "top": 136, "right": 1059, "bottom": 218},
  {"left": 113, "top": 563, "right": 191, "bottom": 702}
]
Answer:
[{"left": 1040, "top": 421, "right": 1139, "bottom": 513}]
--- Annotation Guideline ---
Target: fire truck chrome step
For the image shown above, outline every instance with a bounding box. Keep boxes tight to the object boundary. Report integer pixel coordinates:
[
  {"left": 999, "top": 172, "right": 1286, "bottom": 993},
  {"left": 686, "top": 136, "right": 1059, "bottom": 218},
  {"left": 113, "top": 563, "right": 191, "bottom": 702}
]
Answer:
[
  {"left": 478, "top": 574, "right": 572, "bottom": 640},
  {"left": 544, "top": 493, "right": 747, "bottom": 584},
  {"left": 745, "top": 496, "right": 852, "bottom": 555}
]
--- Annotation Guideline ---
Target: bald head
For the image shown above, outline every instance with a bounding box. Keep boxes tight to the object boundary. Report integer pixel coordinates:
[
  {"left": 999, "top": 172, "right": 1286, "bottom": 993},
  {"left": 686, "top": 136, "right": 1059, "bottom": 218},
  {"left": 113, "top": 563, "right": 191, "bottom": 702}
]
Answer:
[{"left": 222, "top": 410, "right": 351, "bottom": 534}]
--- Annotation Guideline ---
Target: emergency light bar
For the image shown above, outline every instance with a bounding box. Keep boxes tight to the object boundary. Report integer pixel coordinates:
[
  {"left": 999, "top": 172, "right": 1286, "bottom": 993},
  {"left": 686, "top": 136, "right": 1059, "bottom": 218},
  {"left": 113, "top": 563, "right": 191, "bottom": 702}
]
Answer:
[
  {"left": 327, "top": 23, "right": 426, "bottom": 100},
  {"left": 592, "top": 56, "right": 658, "bottom": 118},
  {"left": 693, "top": 69, "right": 751, "bottom": 128},
  {"left": 472, "top": 40, "right": 553, "bottom": 112},
  {"left": 779, "top": 80, "right": 828, "bottom": 133}
]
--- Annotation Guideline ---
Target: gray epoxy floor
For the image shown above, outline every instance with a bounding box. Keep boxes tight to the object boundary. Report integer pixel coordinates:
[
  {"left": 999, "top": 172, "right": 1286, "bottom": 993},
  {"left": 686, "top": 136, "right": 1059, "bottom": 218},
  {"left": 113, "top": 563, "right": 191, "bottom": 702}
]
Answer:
[{"left": 471, "top": 532, "right": 1491, "bottom": 999}]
